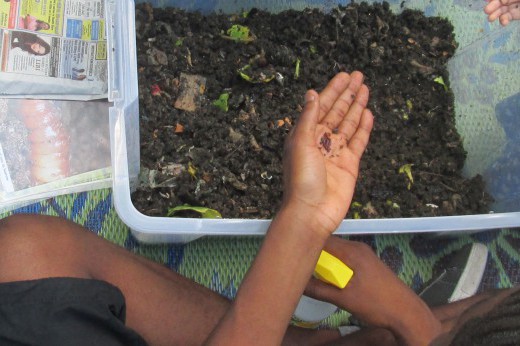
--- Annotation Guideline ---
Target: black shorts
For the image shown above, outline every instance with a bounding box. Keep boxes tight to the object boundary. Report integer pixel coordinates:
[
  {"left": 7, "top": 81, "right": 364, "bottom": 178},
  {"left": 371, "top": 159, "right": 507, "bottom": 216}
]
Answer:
[{"left": 0, "top": 277, "right": 147, "bottom": 346}]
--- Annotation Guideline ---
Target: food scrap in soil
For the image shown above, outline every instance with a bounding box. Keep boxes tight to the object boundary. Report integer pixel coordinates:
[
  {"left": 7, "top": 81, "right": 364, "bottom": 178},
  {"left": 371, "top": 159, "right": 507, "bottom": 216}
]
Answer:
[{"left": 132, "top": 2, "right": 493, "bottom": 219}]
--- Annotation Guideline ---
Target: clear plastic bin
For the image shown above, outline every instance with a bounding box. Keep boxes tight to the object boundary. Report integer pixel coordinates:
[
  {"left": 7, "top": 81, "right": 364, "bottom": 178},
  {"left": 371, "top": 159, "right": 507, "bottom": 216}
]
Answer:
[{"left": 108, "top": 0, "right": 520, "bottom": 243}]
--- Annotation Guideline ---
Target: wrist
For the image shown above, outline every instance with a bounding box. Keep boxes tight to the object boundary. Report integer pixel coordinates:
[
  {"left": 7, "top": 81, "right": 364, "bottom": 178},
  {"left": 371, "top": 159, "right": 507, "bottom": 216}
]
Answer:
[
  {"left": 274, "top": 201, "right": 337, "bottom": 245},
  {"left": 390, "top": 302, "right": 441, "bottom": 345},
  {"left": 278, "top": 199, "right": 338, "bottom": 240}
]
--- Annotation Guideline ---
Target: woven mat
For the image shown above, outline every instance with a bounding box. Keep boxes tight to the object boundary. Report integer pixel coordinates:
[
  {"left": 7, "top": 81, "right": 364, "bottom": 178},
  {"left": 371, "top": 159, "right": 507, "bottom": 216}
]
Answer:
[{"left": 2, "top": 188, "right": 519, "bottom": 326}]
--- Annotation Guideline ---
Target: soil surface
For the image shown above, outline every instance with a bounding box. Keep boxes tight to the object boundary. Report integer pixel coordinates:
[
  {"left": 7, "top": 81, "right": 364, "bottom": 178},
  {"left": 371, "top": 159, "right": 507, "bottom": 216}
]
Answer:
[{"left": 132, "top": 2, "right": 493, "bottom": 219}]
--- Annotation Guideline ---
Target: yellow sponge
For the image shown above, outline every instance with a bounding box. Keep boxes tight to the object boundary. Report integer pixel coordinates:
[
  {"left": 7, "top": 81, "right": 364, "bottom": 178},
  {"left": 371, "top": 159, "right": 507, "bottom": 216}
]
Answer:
[{"left": 314, "top": 250, "right": 354, "bottom": 289}]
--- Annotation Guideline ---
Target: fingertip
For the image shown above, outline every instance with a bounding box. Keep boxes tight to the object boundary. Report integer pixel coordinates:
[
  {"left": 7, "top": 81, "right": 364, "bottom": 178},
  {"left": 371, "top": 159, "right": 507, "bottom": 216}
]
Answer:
[
  {"left": 329, "top": 72, "right": 351, "bottom": 91},
  {"left": 363, "top": 109, "right": 375, "bottom": 128},
  {"left": 335, "top": 71, "right": 351, "bottom": 81},
  {"left": 305, "top": 89, "right": 318, "bottom": 103},
  {"left": 358, "top": 84, "right": 369, "bottom": 94},
  {"left": 351, "top": 70, "right": 365, "bottom": 83},
  {"left": 297, "top": 90, "right": 320, "bottom": 133},
  {"left": 355, "top": 84, "right": 370, "bottom": 105},
  {"left": 500, "top": 14, "right": 511, "bottom": 26},
  {"left": 304, "top": 90, "right": 320, "bottom": 116}
]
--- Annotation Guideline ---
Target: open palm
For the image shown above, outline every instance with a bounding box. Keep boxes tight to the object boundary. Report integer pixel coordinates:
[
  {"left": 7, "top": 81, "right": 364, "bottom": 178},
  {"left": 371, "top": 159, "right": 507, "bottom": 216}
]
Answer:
[{"left": 283, "top": 72, "right": 374, "bottom": 234}]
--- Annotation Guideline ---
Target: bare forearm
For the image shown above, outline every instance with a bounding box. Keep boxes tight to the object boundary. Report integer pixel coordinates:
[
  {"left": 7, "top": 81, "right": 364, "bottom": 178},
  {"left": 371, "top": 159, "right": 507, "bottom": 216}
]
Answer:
[{"left": 206, "top": 205, "right": 329, "bottom": 345}]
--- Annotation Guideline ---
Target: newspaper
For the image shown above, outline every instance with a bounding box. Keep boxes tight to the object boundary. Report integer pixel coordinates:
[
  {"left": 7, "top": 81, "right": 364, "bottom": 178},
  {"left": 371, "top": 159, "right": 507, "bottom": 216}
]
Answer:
[
  {"left": 0, "top": 98, "right": 111, "bottom": 204},
  {"left": 0, "top": 0, "right": 107, "bottom": 99}
]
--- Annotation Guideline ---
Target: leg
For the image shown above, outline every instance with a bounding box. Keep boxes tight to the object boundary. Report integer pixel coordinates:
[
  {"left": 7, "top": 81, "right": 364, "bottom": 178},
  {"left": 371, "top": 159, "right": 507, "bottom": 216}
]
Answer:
[
  {"left": 0, "top": 214, "right": 229, "bottom": 345},
  {"left": 0, "top": 214, "right": 339, "bottom": 346}
]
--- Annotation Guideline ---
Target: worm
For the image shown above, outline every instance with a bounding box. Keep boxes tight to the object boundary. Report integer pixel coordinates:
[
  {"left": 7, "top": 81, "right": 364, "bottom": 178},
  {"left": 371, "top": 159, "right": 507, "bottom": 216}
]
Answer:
[{"left": 19, "top": 99, "right": 70, "bottom": 185}]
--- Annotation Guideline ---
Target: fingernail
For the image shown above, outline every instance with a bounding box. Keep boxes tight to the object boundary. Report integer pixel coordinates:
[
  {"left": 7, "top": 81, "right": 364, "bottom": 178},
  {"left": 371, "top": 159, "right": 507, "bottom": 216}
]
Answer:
[{"left": 305, "top": 91, "right": 316, "bottom": 103}]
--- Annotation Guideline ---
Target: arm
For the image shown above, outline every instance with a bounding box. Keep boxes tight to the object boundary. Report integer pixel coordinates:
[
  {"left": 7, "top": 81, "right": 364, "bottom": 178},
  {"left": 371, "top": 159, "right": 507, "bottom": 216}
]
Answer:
[
  {"left": 305, "top": 236, "right": 442, "bottom": 345},
  {"left": 205, "top": 72, "right": 374, "bottom": 345}
]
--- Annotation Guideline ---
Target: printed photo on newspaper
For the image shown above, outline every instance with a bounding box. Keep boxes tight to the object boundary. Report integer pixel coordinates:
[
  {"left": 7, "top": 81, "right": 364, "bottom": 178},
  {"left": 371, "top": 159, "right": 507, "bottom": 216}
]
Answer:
[
  {"left": 0, "top": 98, "right": 111, "bottom": 198},
  {"left": 0, "top": 0, "right": 107, "bottom": 99}
]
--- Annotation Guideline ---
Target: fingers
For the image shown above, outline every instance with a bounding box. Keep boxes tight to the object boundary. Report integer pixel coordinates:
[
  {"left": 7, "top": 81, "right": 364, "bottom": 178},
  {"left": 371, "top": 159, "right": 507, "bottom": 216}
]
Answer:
[
  {"left": 317, "top": 72, "right": 352, "bottom": 122},
  {"left": 320, "top": 72, "right": 365, "bottom": 129},
  {"left": 337, "top": 84, "right": 370, "bottom": 141},
  {"left": 484, "top": 0, "right": 520, "bottom": 25},
  {"left": 347, "top": 108, "right": 374, "bottom": 160},
  {"left": 430, "top": 290, "right": 496, "bottom": 322},
  {"left": 292, "top": 90, "right": 320, "bottom": 144},
  {"left": 500, "top": 13, "right": 513, "bottom": 25},
  {"left": 304, "top": 276, "right": 337, "bottom": 301},
  {"left": 293, "top": 72, "right": 373, "bottom": 162},
  {"left": 487, "top": 6, "right": 507, "bottom": 21},
  {"left": 500, "top": 3, "right": 520, "bottom": 25},
  {"left": 485, "top": 0, "right": 502, "bottom": 15}
]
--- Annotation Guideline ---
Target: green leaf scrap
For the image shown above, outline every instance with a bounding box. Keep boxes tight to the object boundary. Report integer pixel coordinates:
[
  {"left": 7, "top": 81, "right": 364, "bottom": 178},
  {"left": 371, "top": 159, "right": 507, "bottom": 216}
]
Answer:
[
  {"left": 238, "top": 65, "right": 254, "bottom": 82},
  {"left": 167, "top": 205, "right": 222, "bottom": 219},
  {"left": 238, "top": 64, "right": 275, "bottom": 84},
  {"left": 351, "top": 201, "right": 363, "bottom": 209},
  {"left": 226, "top": 24, "right": 254, "bottom": 42},
  {"left": 434, "top": 76, "right": 448, "bottom": 91},
  {"left": 399, "top": 164, "right": 414, "bottom": 190},
  {"left": 406, "top": 99, "right": 413, "bottom": 111},
  {"left": 386, "top": 199, "right": 400, "bottom": 209},
  {"left": 294, "top": 58, "right": 301, "bottom": 79},
  {"left": 188, "top": 162, "right": 197, "bottom": 179},
  {"left": 213, "top": 93, "right": 229, "bottom": 112}
]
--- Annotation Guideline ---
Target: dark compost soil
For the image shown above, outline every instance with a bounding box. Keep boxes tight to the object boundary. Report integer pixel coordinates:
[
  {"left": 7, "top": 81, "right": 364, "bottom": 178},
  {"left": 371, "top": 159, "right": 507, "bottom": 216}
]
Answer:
[{"left": 132, "top": 2, "right": 493, "bottom": 219}]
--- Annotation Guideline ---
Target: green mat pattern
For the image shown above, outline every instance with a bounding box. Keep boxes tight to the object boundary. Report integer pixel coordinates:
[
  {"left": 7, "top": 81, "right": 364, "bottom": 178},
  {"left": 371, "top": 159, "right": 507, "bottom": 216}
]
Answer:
[{"left": 2, "top": 188, "right": 519, "bottom": 327}]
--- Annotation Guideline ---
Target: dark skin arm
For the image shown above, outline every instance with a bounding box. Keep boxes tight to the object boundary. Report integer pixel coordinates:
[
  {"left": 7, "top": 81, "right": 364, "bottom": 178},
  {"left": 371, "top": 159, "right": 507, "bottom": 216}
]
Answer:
[
  {"left": 305, "top": 236, "right": 442, "bottom": 346},
  {"left": 206, "top": 72, "right": 374, "bottom": 345}
]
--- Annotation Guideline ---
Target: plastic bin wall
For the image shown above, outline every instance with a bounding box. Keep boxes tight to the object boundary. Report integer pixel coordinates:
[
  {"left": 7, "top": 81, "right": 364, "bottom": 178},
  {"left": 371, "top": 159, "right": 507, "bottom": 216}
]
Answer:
[{"left": 109, "top": 0, "right": 520, "bottom": 243}]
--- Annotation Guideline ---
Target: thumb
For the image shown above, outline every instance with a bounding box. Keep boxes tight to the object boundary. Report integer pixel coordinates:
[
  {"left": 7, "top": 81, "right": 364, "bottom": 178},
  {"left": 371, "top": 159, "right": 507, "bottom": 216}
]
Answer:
[{"left": 294, "top": 90, "right": 320, "bottom": 141}]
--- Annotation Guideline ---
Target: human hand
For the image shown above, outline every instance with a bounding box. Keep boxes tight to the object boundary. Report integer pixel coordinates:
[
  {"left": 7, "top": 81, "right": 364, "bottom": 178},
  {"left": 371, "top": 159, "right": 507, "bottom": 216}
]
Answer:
[
  {"left": 305, "top": 236, "right": 441, "bottom": 345},
  {"left": 484, "top": 0, "right": 520, "bottom": 26},
  {"left": 282, "top": 72, "right": 374, "bottom": 236}
]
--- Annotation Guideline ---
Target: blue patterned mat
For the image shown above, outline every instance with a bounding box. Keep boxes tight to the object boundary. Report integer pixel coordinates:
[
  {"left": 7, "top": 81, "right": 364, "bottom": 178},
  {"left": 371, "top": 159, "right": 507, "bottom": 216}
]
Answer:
[{"left": 2, "top": 188, "right": 519, "bottom": 326}]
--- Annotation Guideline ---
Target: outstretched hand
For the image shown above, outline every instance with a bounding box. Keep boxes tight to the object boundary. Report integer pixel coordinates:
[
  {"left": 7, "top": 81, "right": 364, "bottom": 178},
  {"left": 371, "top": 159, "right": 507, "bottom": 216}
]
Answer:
[
  {"left": 485, "top": 0, "right": 520, "bottom": 26},
  {"left": 282, "top": 72, "right": 374, "bottom": 236}
]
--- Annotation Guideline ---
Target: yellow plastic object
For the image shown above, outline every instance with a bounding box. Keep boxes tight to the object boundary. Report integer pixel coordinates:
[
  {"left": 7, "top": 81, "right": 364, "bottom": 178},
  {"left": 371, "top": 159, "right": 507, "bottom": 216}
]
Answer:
[{"left": 314, "top": 250, "right": 354, "bottom": 289}]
